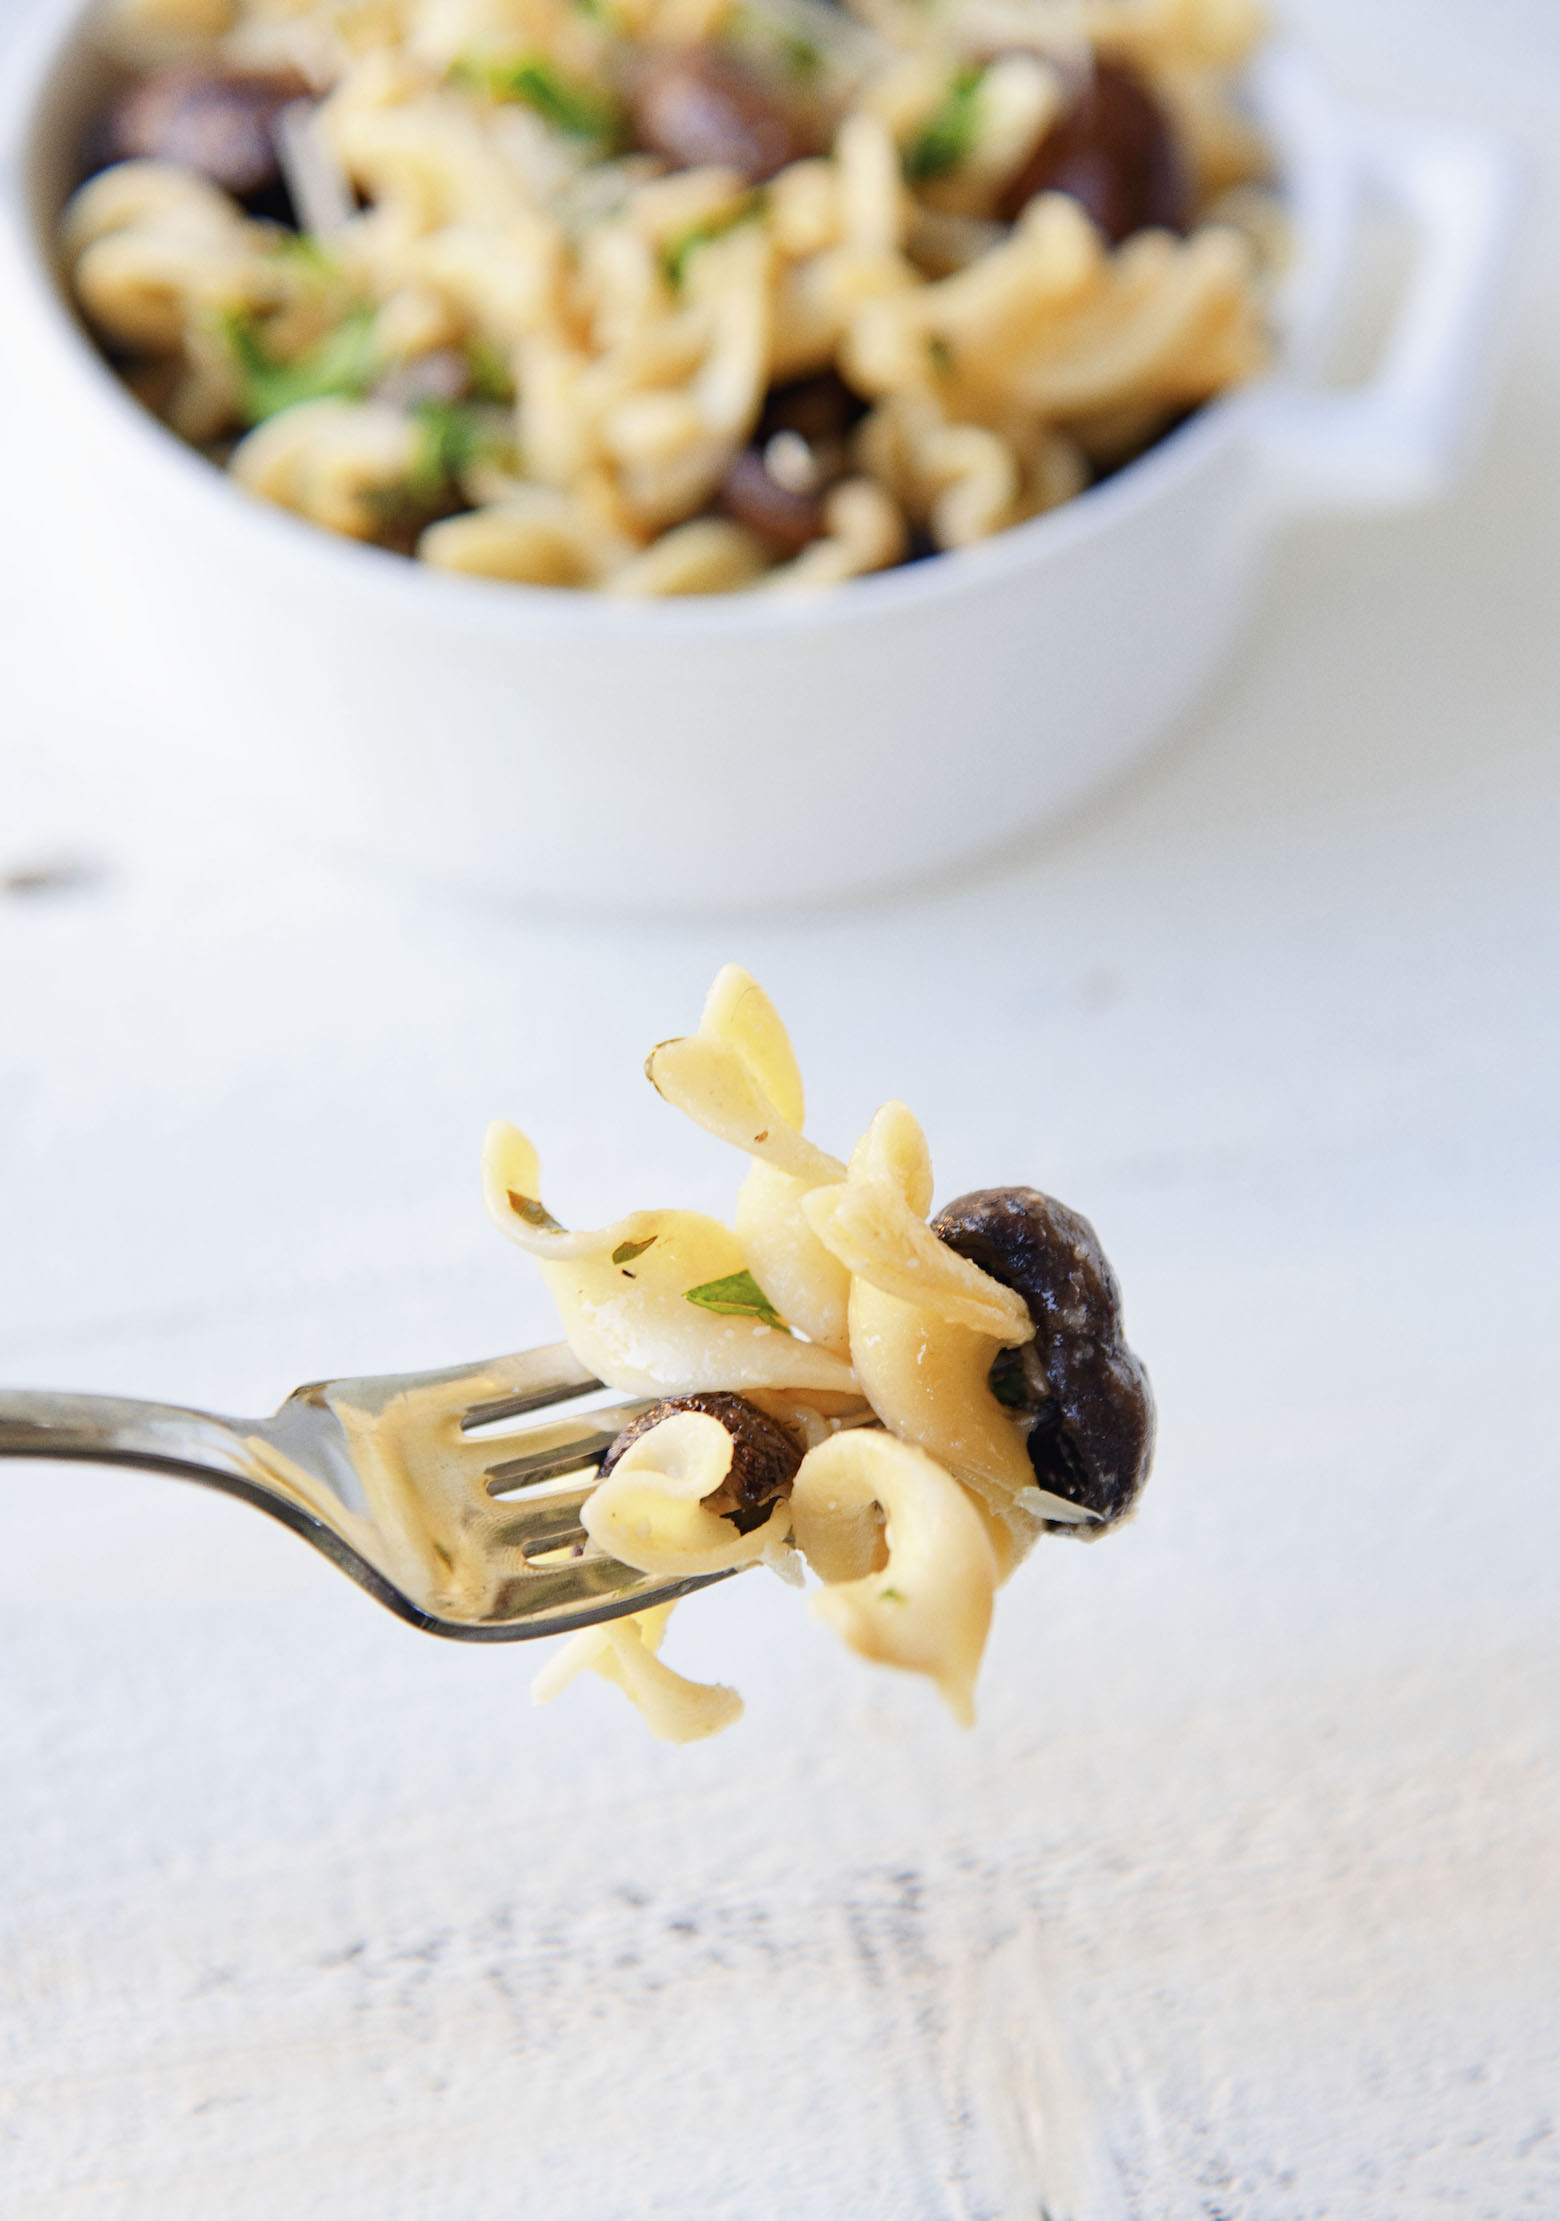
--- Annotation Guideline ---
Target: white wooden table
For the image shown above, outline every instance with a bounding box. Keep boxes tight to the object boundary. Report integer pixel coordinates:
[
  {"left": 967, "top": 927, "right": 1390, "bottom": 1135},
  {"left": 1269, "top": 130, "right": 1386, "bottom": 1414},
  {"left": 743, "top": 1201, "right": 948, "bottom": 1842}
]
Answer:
[{"left": 2, "top": 4, "right": 1557, "bottom": 2213}]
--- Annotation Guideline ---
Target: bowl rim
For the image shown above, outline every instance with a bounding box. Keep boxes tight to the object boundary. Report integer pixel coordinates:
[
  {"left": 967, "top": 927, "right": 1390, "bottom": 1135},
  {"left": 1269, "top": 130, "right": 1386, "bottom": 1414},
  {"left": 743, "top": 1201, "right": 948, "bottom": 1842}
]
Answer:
[{"left": 0, "top": 0, "right": 1348, "bottom": 644}]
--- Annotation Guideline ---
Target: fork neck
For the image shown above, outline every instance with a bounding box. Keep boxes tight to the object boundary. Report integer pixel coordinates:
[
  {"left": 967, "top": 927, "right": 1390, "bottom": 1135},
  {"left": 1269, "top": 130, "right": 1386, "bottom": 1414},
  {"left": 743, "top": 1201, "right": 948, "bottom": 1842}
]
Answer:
[{"left": 0, "top": 1388, "right": 255, "bottom": 1484}]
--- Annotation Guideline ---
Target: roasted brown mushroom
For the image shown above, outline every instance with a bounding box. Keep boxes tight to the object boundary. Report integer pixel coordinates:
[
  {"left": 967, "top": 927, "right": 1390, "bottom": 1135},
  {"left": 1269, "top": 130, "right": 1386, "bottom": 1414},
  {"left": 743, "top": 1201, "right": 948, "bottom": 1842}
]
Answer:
[
  {"left": 716, "top": 371, "right": 867, "bottom": 550},
  {"left": 997, "top": 59, "right": 1189, "bottom": 242},
  {"left": 757, "top": 371, "right": 868, "bottom": 448},
  {"left": 628, "top": 47, "right": 808, "bottom": 184},
  {"left": 717, "top": 446, "right": 824, "bottom": 553},
  {"left": 96, "top": 63, "right": 311, "bottom": 212},
  {"left": 932, "top": 1185, "right": 1154, "bottom": 1530},
  {"left": 598, "top": 1391, "right": 803, "bottom": 1532}
]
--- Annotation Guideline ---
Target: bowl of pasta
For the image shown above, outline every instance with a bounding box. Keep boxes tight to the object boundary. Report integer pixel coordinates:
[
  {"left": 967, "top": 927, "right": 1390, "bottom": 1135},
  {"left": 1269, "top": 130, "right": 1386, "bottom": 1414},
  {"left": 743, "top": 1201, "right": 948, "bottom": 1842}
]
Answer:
[{"left": 0, "top": 0, "right": 1514, "bottom": 905}]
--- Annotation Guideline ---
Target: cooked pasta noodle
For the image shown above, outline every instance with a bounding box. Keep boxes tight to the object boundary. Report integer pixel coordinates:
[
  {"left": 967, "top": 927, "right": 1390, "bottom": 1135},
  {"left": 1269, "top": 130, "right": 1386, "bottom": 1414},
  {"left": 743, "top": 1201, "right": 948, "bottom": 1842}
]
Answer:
[
  {"left": 533, "top": 1603, "right": 745, "bottom": 1742},
  {"left": 485, "top": 965, "right": 1153, "bottom": 1739},
  {"left": 580, "top": 1407, "right": 793, "bottom": 1571},
  {"left": 790, "top": 1428, "right": 997, "bottom": 1727},
  {"left": 64, "top": 0, "right": 1276, "bottom": 591}
]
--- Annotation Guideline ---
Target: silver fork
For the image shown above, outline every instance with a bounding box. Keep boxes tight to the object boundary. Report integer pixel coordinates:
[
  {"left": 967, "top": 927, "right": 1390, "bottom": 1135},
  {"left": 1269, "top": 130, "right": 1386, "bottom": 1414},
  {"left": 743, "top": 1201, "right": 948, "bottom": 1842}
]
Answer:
[{"left": 0, "top": 1345, "right": 740, "bottom": 1640}]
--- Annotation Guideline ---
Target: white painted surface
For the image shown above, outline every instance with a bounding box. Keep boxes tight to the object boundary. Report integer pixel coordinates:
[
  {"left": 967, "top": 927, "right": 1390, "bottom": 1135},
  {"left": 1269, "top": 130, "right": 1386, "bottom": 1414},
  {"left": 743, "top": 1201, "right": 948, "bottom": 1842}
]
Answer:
[{"left": 1, "top": 3, "right": 1557, "bottom": 2214}]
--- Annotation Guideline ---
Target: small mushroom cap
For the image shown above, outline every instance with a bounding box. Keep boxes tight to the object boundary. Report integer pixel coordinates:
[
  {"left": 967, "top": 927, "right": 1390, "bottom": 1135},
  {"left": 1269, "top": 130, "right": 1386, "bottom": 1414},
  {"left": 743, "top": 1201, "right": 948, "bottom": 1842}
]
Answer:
[
  {"left": 628, "top": 47, "right": 810, "bottom": 185},
  {"left": 717, "top": 447, "right": 825, "bottom": 556},
  {"left": 99, "top": 64, "right": 309, "bottom": 205},
  {"left": 600, "top": 1391, "right": 802, "bottom": 1533},
  {"left": 998, "top": 60, "right": 1189, "bottom": 242},
  {"left": 932, "top": 1185, "right": 1154, "bottom": 1530}
]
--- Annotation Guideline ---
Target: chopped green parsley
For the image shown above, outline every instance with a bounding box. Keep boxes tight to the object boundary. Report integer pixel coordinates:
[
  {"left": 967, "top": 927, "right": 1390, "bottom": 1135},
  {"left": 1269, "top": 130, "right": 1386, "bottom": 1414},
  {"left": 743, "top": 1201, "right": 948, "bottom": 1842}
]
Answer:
[
  {"left": 904, "top": 66, "right": 986, "bottom": 183},
  {"left": 507, "top": 1189, "right": 565, "bottom": 1233},
  {"left": 267, "top": 231, "right": 343, "bottom": 281},
  {"left": 683, "top": 1268, "right": 789, "bottom": 1331},
  {"left": 459, "top": 54, "right": 621, "bottom": 145},
  {"left": 408, "top": 398, "right": 495, "bottom": 498},
  {"left": 223, "top": 306, "right": 380, "bottom": 426},
  {"left": 661, "top": 191, "right": 765, "bottom": 290},
  {"left": 987, "top": 1346, "right": 1032, "bottom": 1410},
  {"left": 464, "top": 335, "right": 515, "bottom": 405}
]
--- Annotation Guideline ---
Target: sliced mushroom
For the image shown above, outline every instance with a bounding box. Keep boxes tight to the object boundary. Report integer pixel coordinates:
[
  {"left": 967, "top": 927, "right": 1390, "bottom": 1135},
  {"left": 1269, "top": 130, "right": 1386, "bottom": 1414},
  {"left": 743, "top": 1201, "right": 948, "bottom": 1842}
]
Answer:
[
  {"left": 931, "top": 1185, "right": 1154, "bottom": 1529},
  {"left": 997, "top": 60, "right": 1188, "bottom": 242},
  {"left": 628, "top": 47, "right": 809, "bottom": 184},
  {"left": 95, "top": 64, "right": 311, "bottom": 214},
  {"left": 599, "top": 1390, "right": 802, "bottom": 1532},
  {"left": 757, "top": 371, "right": 868, "bottom": 449},
  {"left": 716, "top": 372, "right": 869, "bottom": 550},
  {"left": 717, "top": 445, "right": 824, "bottom": 554}
]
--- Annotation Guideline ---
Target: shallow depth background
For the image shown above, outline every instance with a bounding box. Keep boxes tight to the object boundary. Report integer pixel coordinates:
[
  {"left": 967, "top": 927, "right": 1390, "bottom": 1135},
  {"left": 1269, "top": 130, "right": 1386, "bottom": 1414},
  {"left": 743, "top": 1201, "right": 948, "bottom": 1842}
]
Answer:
[{"left": 2, "top": 2, "right": 1558, "bottom": 2215}]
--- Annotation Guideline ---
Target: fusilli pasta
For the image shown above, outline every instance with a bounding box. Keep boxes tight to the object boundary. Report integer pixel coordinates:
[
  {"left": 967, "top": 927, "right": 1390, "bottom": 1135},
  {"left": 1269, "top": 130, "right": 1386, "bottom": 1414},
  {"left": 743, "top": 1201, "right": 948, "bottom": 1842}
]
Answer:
[
  {"left": 64, "top": 0, "right": 1277, "bottom": 591},
  {"left": 485, "top": 966, "right": 1154, "bottom": 1740}
]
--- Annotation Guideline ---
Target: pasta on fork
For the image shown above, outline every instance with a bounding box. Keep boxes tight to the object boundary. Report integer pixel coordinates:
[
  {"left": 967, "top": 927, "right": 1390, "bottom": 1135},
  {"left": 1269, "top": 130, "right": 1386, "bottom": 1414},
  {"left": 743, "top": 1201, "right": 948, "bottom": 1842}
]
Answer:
[
  {"left": 485, "top": 967, "right": 1154, "bottom": 1739},
  {"left": 64, "top": 0, "right": 1280, "bottom": 592}
]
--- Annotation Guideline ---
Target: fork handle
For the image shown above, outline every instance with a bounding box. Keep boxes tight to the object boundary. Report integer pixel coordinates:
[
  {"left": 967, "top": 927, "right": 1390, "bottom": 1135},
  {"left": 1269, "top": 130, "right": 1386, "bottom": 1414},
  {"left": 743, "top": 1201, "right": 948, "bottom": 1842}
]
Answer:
[
  {"left": 0, "top": 1386, "right": 430, "bottom": 1630},
  {"left": 0, "top": 1389, "right": 254, "bottom": 1486}
]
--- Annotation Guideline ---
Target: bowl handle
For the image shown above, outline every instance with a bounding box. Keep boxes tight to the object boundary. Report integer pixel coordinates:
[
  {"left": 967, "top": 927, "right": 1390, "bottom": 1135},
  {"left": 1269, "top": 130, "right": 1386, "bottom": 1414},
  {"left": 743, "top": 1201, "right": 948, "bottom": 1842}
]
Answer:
[{"left": 1258, "top": 113, "right": 1521, "bottom": 514}]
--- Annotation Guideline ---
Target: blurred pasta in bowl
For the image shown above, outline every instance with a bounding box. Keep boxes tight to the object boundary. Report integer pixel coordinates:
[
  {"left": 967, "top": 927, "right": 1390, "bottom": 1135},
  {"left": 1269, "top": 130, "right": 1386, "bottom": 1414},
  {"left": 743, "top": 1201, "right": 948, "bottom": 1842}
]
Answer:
[
  {"left": 55, "top": 0, "right": 1281, "bottom": 592},
  {"left": 0, "top": 0, "right": 1510, "bottom": 902}
]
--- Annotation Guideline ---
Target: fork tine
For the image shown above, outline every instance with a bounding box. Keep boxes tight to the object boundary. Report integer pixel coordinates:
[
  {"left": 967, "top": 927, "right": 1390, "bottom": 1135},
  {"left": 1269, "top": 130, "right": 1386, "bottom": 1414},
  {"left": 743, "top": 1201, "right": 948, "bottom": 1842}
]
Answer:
[
  {"left": 461, "top": 1368, "right": 602, "bottom": 1434},
  {"left": 482, "top": 1404, "right": 648, "bottom": 1496},
  {"left": 0, "top": 1345, "right": 747, "bottom": 1642},
  {"left": 285, "top": 1357, "right": 633, "bottom": 1506},
  {"left": 488, "top": 1494, "right": 591, "bottom": 1556},
  {"left": 287, "top": 1342, "right": 600, "bottom": 1430}
]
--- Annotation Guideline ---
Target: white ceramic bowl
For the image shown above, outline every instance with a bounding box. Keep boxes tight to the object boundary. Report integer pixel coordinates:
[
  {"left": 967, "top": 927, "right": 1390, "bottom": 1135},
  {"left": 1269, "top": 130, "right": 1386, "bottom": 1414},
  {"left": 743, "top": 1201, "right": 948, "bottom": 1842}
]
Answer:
[{"left": 0, "top": 6, "right": 1517, "bottom": 908}]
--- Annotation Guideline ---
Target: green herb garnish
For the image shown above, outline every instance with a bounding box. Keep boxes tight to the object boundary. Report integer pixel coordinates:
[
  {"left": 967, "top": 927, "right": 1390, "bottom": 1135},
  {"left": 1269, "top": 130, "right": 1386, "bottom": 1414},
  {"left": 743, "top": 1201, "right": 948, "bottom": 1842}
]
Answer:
[
  {"left": 927, "top": 334, "right": 955, "bottom": 377},
  {"left": 268, "top": 232, "right": 343, "bottom": 280},
  {"left": 729, "top": 5, "right": 825, "bottom": 85},
  {"left": 465, "top": 335, "right": 515, "bottom": 404},
  {"left": 661, "top": 191, "right": 765, "bottom": 290},
  {"left": 776, "top": 28, "right": 824, "bottom": 79},
  {"left": 460, "top": 53, "right": 621, "bottom": 144},
  {"left": 879, "top": 1586, "right": 907, "bottom": 1603},
  {"left": 407, "top": 398, "right": 492, "bottom": 498},
  {"left": 223, "top": 306, "right": 381, "bottom": 425},
  {"left": 988, "top": 1346, "right": 1031, "bottom": 1410},
  {"left": 683, "top": 1268, "right": 789, "bottom": 1331},
  {"left": 611, "top": 1236, "right": 658, "bottom": 1266},
  {"left": 507, "top": 1190, "right": 564, "bottom": 1232},
  {"left": 904, "top": 65, "right": 985, "bottom": 182}
]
